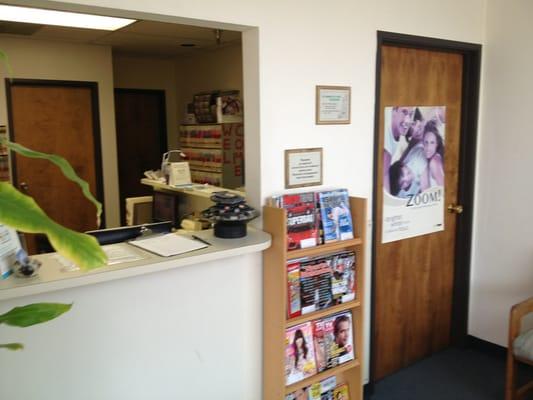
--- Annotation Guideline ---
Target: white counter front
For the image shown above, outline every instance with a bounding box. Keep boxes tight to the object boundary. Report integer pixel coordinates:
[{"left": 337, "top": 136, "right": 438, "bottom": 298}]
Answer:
[
  {"left": 0, "top": 228, "right": 271, "bottom": 301},
  {"left": 0, "top": 228, "right": 270, "bottom": 400}
]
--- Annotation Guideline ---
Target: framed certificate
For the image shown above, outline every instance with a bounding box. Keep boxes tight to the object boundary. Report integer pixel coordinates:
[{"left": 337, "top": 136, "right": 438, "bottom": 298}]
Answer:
[
  {"left": 285, "top": 148, "right": 323, "bottom": 189},
  {"left": 316, "top": 85, "right": 351, "bottom": 124}
]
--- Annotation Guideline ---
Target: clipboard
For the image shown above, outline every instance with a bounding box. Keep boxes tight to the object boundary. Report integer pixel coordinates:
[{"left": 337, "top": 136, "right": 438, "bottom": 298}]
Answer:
[{"left": 128, "top": 233, "right": 207, "bottom": 257}]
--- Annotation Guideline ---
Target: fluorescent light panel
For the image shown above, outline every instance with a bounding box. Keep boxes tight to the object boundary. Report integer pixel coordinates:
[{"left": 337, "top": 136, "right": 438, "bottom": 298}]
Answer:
[{"left": 0, "top": 5, "right": 135, "bottom": 31}]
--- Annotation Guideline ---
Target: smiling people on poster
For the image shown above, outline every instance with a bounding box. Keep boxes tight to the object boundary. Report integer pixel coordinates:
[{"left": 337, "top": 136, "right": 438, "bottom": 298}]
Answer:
[{"left": 382, "top": 106, "right": 446, "bottom": 244}]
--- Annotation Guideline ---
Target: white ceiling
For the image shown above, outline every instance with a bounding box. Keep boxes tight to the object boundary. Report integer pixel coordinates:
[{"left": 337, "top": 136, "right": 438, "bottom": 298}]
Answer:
[{"left": 0, "top": 19, "right": 242, "bottom": 58}]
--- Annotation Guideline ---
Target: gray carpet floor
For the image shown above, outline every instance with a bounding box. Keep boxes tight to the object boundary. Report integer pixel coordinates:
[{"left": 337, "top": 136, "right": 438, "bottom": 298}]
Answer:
[{"left": 366, "top": 347, "right": 533, "bottom": 400}]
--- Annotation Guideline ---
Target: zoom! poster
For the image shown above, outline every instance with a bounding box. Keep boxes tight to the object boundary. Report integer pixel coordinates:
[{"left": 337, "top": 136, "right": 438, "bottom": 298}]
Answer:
[{"left": 382, "top": 106, "right": 445, "bottom": 243}]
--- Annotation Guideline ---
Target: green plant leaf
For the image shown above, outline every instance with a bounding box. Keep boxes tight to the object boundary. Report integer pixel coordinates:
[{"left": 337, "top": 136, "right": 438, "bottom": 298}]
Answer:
[
  {"left": 0, "top": 49, "right": 13, "bottom": 78},
  {"left": 0, "top": 303, "right": 72, "bottom": 327},
  {"left": 0, "top": 182, "right": 107, "bottom": 269},
  {"left": 0, "top": 343, "right": 24, "bottom": 351},
  {"left": 0, "top": 139, "right": 102, "bottom": 226}
]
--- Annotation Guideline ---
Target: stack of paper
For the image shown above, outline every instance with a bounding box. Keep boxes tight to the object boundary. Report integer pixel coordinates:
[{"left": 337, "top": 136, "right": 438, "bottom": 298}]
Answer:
[{"left": 128, "top": 233, "right": 207, "bottom": 257}]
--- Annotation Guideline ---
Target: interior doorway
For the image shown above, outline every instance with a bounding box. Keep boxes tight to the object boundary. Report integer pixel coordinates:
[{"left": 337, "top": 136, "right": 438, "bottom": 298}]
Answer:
[
  {"left": 6, "top": 79, "right": 104, "bottom": 253},
  {"left": 370, "top": 32, "right": 481, "bottom": 383},
  {"left": 114, "top": 88, "right": 167, "bottom": 224}
]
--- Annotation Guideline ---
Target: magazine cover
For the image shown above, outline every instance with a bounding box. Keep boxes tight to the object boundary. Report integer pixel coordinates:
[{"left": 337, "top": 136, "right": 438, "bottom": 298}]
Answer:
[
  {"left": 308, "top": 375, "right": 337, "bottom": 400},
  {"left": 287, "top": 259, "right": 302, "bottom": 318},
  {"left": 333, "top": 384, "right": 350, "bottom": 400},
  {"left": 322, "top": 312, "right": 354, "bottom": 369},
  {"left": 300, "top": 256, "right": 333, "bottom": 314},
  {"left": 312, "top": 318, "right": 327, "bottom": 373},
  {"left": 285, "top": 389, "right": 308, "bottom": 400},
  {"left": 285, "top": 322, "right": 317, "bottom": 385},
  {"left": 318, "top": 189, "right": 354, "bottom": 243},
  {"left": 331, "top": 251, "right": 356, "bottom": 304},
  {"left": 283, "top": 192, "right": 319, "bottom": 250}
]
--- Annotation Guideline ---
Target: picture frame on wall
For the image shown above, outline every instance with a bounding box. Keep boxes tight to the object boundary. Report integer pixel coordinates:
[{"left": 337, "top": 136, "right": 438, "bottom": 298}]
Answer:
[
  {"left": 285, "top": 147, "right": 323, "bottom": 189},
  {"left": 316, "top": 85, "right": 351, "bottom": 125}
]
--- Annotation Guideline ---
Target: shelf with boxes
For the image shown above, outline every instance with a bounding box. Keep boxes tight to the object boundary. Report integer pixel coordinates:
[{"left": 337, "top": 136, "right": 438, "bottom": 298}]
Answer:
[
  {"left": 179, "top": 122, "right": 244, "bottom": 189},
  {"left": 262, "top": 193, "right": 366, "bottom": 400}
]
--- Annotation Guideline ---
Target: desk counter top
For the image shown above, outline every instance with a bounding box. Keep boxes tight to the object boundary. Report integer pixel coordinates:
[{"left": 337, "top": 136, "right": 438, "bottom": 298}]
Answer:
[
  {"left": 0, "top": 228, "right": 271, "bottom": 301},
  {"left": 140, "top": 179, "right": 245, "bottom": 199}
]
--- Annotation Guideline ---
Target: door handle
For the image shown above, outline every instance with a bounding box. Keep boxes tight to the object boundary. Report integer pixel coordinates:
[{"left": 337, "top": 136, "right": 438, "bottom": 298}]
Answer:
[
  {"left": 19, "top": 182, "right": 29, "bottom": 193},
  {"left": 447, "top": 204, "right": 463, "bottom": 214}
]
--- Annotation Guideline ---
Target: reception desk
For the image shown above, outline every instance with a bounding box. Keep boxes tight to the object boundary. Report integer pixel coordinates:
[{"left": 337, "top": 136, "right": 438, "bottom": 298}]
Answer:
[
  {"left": 0, "top": 228, "right": 270, "bottom": 400},
  {"left": 0, "top": 228, "right": 270, "bottom": 301}
]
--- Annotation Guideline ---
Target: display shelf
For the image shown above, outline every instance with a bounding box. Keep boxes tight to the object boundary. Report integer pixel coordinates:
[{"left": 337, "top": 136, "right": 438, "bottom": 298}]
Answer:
[
  {"left": 286, "top": 300, "right": 361, "bottom": 328},
  {"left": 263, "top": 196, "right": 366, "bottom": 400},
  {"left": 285, "top": 359, "right": 360, "bottom": 394},
  {"left": 178, "top": 123, "right": 243, "bottom": 189},
  {"left": 287, "top": 237, "right": 363, "bottom": 259}
]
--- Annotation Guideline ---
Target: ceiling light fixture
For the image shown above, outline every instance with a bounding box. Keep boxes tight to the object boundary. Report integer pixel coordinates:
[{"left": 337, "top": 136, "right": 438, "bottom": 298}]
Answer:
[{"left": 0, "top": 5, "right": 136, "bottom": 31}]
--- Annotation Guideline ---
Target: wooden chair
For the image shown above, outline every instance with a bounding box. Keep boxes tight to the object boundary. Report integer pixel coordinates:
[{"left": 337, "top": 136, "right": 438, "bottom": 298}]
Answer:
[{"left": 506, "top": 296, "right": 533, "bottom": 400}]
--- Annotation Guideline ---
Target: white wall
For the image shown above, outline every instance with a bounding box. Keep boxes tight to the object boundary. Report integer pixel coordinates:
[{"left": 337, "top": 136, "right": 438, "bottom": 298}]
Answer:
[
  {"left": 175, "top": 43, "right": 243, "bottom": 123},
  {"left": 469, "top": 0, "right": 533, "bottom": 346},
  {"left": 0, "top": 37, "right": 121, "bottom": 228},
  {"left": 113, "top": 55, "right": 179, "bottom": 149},
  {"left": 0, "top": 253, "right": 262, "bottom": 400},
  {"left": 0, "top": 0, "right": 489, "bottom": 397}
]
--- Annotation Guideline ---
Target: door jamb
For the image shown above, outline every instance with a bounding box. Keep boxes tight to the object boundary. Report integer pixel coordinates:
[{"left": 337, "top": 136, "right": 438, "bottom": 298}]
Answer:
[{"left": 369, "top": 31, "right": 482, "bottom": 386}]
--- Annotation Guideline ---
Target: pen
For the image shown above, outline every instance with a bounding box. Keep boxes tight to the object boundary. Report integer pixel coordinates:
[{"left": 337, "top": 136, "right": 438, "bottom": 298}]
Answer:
[{"left": 191, "top": 235, "right": 211, "bottom": 246}]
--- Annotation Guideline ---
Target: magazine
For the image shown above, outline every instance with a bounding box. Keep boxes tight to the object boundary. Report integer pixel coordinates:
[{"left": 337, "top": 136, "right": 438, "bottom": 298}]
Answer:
[
  {"left": 287, "top": 259, "right": 303, "bottom": 318},
  {"left": 331, "top": 251, "right": 356, "bottom": 304},
  {"left": 286, "top": 376, "right": 337, "bottom": 400},
  {"left": 300, "top": 256, "right": 333, "bottom": 314},
  {"left": 308, "top": 375, "right": 337, "bottom": 400},
  {"left": 285, "top": 322, "right": 317, "bottom": 385},
  {"left": 333, "top": 383, "right": 350, "bottom": 400},
  {"left": 320, "top": 311, "right": 355, "bottom": 369},
  {"left": 317, "top": 189, "right": 354, "bottom": 243},
  {"left": 282, "top": 192, "right": 319, "bottom": 250}
]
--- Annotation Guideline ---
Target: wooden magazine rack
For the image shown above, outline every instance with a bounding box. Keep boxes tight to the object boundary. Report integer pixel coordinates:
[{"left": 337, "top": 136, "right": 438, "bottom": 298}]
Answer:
[{"left": 262, "top": 196, "right": 366, "bottom": 399}]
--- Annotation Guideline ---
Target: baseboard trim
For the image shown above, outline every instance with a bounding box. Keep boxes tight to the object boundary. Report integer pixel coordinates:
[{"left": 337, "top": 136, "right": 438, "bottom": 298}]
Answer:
[
  {"left": 466, "top": 335, "right": 507, "bottom": 358},
  {"left": 363, "top": 382, "right": 374, "bottom": 398}
]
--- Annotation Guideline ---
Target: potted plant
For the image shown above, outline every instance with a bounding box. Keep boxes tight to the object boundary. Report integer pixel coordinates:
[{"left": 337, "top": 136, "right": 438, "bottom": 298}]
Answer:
[{"left": 0, "top": 49, "right": 107, "bottom": 350}]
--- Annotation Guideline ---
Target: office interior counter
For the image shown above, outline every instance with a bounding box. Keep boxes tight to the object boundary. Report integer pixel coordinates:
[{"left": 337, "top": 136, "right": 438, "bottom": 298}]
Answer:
[{"left": 0, "top": 228, "right": 271, "bottom": 301}]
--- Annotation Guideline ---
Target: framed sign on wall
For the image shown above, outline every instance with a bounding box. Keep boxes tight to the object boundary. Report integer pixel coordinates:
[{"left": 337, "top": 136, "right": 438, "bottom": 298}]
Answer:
[
  {"left": 285, "top": 147, "right": 323, "bottom": 189},
  {"left": 316, "top": 85, "right": 351, "bottom": 124}
]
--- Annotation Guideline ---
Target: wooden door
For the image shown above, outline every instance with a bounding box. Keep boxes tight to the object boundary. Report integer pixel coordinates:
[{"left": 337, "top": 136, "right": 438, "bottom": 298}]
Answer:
[
  {"left": 373, "top": 45, "right": 463, "bottom": 380},
  {"left": 7, "top": 81, "right": 103, "bottom": 253},
  {"left": 114, "top": 89, "right": 167, "bottom": 224}
]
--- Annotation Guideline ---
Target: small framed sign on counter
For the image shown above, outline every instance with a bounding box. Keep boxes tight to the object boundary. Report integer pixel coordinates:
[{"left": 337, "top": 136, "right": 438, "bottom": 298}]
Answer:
[
  {"left": 316, "top": 85, "right": 351, "bottom": 124},
  {"left": 285, "top": 148, "right": 323, "bottom": 188}
]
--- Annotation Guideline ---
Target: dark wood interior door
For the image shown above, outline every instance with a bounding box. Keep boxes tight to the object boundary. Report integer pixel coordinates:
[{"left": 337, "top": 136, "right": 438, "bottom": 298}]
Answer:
[
  {"left": 373, "top": 45, "right": 463, "bottom": 380},
  {"left": 114, "top": 89, "right": 167, "bottom": 224},
  {"left": 7, "top": 81, "right": 102, "bottom": 253}
]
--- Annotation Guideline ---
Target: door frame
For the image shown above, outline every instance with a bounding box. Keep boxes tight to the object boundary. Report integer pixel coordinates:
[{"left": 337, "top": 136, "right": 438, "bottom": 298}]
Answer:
[
  {"left": 369, "top": 31, "right": 482, "bottom": 384},
  {"left": 5, "top": 78, "right": 106, "bottom": 227}
]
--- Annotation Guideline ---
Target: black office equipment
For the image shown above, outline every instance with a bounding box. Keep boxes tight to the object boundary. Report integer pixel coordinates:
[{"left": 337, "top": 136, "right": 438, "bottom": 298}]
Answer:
[
  {"left": 86, "top": 221, "right": 172, "bottom": 245},
  {"left": 152, "top": 191, "right": 179, "bottom": 227}
]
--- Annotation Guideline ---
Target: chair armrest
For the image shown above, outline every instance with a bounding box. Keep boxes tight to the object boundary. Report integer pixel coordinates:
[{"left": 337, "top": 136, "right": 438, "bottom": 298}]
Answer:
[{"left": 509, "top": 297, "right": 533, "bottom": 345}]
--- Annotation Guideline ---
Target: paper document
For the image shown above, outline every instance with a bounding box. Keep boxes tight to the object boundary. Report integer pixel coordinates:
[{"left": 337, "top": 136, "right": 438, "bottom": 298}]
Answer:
[
  {"left": 103, "top": 244, "right": 146, "bottom": 265},
  {"left": 128, "top": 233, "right": 208, "bottom": 257}
]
